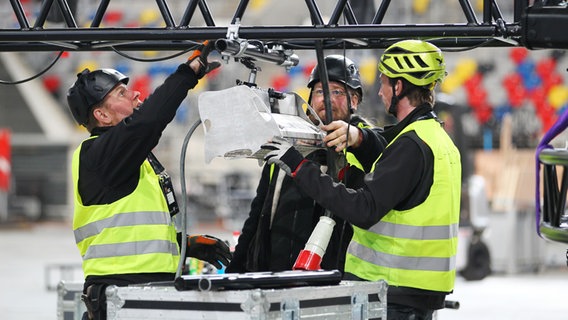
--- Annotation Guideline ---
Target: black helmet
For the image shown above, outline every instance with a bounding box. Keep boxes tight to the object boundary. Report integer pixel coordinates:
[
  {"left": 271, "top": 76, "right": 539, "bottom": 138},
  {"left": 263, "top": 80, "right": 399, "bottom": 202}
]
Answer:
[
  {"left": 67, "top": 68, "right": 129, "bottom": 126},
  {"left": 307, "top": 55, "right": 362, "bottom": 99}
]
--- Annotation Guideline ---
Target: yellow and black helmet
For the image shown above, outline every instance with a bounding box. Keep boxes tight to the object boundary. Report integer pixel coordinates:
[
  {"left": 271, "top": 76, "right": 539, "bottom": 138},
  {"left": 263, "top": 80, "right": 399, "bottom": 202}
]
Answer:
[{"left": 378, "top": 40, "right": 446, "bottom": 87}]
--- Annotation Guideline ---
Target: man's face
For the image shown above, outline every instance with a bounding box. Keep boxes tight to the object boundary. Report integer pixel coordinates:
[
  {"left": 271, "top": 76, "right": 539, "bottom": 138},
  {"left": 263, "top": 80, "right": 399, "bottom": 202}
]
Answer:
[
  {"left": 311, "top": 81, "right": 358, "bottom": 123},
  {"left": 378, "top": 74, "right": 392, "bottom": 113},
  {"left": 96, "top": 83, "right": 141, "bottom": 126}
]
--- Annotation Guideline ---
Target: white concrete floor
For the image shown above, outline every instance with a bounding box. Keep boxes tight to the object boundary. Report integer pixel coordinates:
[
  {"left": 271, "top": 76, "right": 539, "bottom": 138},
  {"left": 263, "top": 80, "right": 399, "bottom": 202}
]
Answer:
[
  {"left": 1, "top": 221, "right": 566, "bottom": 320},
  {"left": 437, "top": 269, "right": 568, "bottom": 319}
]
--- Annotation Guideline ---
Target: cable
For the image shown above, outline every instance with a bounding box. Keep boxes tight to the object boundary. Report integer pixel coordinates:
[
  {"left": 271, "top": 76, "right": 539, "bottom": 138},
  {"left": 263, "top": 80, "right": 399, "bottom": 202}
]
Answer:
[
  {"left": 111, "top": 43, "right": 201, "bottom": 63},
  {"left": 0, "top": 51, "right": 64, "bottom": 85},
  {"left": 275, "top": 40, "right": 346, "bottom": 50},
  {"left": 423, "top": 38, "right": 498, "bottom": 52},
  {"left": 341, "top": 17, "right": 350, "bottom": 187},
  {"left": 441, "top": 39, "right": 497, "bottom": 52},
  {"left": 176, "top": 118, "right": 202, "bottom": 279},
  {"left": 0, "top": 42, "right": 201, "bottom": 84}
]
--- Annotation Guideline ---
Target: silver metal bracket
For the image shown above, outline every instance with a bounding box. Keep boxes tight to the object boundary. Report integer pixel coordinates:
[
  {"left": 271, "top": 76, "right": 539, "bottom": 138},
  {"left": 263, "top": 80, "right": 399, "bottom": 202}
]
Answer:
[
  {"left": 105, "top": 285, "right": 123, "bottom": 320},
  {"left": 351, "top": 292, "right": 369, "bottom": 320},
  {"left": 222, "top": 19, "right": 242, "bottom": 63},
  {"left": 281, "top": 298, "right": 300, "bottom": 320},
  {"left": 243, "top": 289, "right": 270, "bottom": 320},
  {"left": 226, "top": 19, "right": 241, "bottom": 41}
]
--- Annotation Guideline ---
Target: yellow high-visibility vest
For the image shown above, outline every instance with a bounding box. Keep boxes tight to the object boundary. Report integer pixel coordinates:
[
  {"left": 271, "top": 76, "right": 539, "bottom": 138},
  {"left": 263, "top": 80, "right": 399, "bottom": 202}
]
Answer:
[
  {"left": 72, "top": 137, "right": 179, "bottom": 277},
  {"left": 346, "top": 119, "right": 461, "bottom": 292}
]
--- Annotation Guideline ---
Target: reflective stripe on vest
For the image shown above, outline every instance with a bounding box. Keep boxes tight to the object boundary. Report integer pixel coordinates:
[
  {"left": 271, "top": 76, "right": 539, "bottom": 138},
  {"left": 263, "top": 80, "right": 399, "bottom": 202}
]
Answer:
[
  {"left": 345, "top": 118, "right": 461, "bottom": 292},
  {"left": 72, "top": 137, "right": 179, "bottom": 277},
  {"left": 368, "top": 220, "right": 459, "bottom": 240},
  {"left": 74, "top": 211, "right": 171, "bottom": 243},
  {"left": 83, "top": 240, "right": 179, "bottom": 260},
  {"left": 348, "top": 242, "right": 457, "bottom": 272}
]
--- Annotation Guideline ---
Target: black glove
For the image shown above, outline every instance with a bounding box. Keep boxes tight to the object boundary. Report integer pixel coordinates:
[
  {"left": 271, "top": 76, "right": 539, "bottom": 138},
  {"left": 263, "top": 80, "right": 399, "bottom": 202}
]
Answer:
[
  {"left": 261, "top": 136, "right": 305, "bottom": 176},
  {"left": 186, "top": 234, "right": 231, "bottom": 269},
  {"left": 187, "top": 40, "right": 221, "bottom": 78}
]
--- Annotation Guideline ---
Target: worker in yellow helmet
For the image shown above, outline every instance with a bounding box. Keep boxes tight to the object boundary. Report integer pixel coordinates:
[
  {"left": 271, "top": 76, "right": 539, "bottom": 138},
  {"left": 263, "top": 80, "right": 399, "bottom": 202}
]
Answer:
[{"left": 261, "top": 40, "right": 461, "bottom": 319}]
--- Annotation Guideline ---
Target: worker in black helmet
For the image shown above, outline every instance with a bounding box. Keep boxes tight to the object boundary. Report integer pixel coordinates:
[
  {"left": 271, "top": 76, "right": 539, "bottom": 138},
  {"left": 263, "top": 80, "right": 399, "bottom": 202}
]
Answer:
[
  {"left": 306, "top": 54, "right": 362, "bottom": 121},
  {"left": 261, "top": 40, "right": 461, "bottom": 320},
  {"left": 226, "top": 55, "right": 384, "bottom": 274},
  {"left": 67, "top": 42, "right": 231, "bottom": 320}
]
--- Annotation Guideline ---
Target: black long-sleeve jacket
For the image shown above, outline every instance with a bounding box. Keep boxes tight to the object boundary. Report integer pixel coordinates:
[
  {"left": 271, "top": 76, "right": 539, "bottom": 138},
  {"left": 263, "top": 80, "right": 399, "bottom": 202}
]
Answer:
[
  {"left": 226, "top": 115, "right": 383, "bottom": 274},
  {"left": 77, "top": 63, "right": 198, "bottom": 289}
]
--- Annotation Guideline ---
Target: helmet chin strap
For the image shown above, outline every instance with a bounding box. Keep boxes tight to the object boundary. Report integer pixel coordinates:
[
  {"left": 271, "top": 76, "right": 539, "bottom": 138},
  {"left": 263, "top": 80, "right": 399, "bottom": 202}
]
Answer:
[
  {"left": 388, "top": 79, "right": 400, "bottom": 118},
  {"left": 344, "top": 83, "right": 354, "bottom": 114},
  {"left": 388, "top": 95, "right": 398, "bottom": 117}
]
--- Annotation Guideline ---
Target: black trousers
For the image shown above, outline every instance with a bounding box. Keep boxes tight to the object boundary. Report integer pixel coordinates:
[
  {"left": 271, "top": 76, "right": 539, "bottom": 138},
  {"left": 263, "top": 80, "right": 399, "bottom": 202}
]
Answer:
[
  {"left": 387, "top": 303, "right": 434, "bottom": 320},
  {"left": 81, "top": 284, "right": 107, "bottom": 320}
]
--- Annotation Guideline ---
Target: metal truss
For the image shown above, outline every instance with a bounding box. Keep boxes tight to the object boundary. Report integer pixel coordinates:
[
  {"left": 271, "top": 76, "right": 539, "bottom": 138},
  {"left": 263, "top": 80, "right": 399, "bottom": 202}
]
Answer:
[{"left": 2, "top": 0, "right": 568, "bottom": 52}]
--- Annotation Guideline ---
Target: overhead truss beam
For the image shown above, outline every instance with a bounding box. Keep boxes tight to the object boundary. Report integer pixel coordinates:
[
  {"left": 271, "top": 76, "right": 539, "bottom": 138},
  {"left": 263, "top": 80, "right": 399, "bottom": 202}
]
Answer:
[{"left": 1, "top": 0, "right": 567, "bottom": 52}]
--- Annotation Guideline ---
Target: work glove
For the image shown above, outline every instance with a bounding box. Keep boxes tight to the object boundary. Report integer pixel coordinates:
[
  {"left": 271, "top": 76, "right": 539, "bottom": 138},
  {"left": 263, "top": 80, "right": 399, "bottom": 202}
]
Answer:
[
  {"left": 187, "top": 40, "right": 221, "bottom": 79},
  {"left": 186, "top": 234, "right": 231, "bottom": 269},
  {"left": 261, "top": 136, "right": 306, "bottom": 176}
]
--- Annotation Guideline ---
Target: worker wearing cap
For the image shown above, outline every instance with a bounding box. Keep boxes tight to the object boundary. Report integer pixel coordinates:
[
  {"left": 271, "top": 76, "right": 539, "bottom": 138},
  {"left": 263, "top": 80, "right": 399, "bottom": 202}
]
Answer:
[
  {"left": 67, "top": 42, "right": 231, "bottom": 320},
  {"left": 226, "top": 55, "right": 383, "bottom": 274},
  {"left": 261, "top": 40, "right": 461, "bottom": 319}
]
